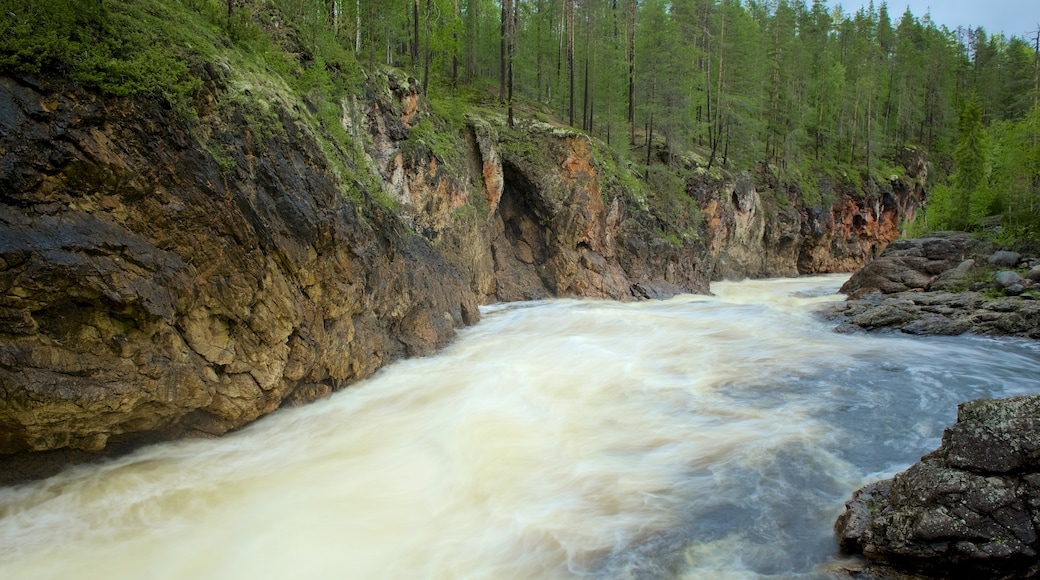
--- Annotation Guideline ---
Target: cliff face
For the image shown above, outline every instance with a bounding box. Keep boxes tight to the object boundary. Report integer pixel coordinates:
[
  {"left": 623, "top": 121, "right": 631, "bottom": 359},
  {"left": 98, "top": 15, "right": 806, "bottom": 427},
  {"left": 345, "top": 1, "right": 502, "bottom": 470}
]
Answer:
[
  {"left": 697, "top": 156, "right": 924, "bottom": 281},
  {"left": 0, "top": 69, "right": 710, "bottom": 472},
  {"left": 0, "top": 66, "right": 919, "bottom": 474},
  {"left": 0, "top": 74, "right": 480, "bottom": 459},
  {"left": 346, "top": 71, "right": 710, "bottom": 302}
]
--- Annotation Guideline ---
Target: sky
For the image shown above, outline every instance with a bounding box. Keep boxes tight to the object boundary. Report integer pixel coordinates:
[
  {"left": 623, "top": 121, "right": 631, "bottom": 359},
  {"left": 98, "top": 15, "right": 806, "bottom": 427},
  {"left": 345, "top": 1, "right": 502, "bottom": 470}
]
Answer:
[{"left": 828, "top": 0, "right": 1040, "bottom": 39}]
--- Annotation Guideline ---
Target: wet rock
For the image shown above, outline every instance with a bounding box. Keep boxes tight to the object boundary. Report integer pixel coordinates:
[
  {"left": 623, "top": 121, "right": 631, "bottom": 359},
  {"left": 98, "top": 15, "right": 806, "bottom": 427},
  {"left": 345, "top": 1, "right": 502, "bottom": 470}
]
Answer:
[
  {"left": 1027, "top": 266, "right": 1040, "bottom": 283},
  {"left": 0, "top": 76, "right": 478, "bottom": 472},
  {"left": 1, "top": 69, "right": 720, "bottom": 480},
  {"left": 835, "top": 395, "right": 1040, "bottom": 580}
]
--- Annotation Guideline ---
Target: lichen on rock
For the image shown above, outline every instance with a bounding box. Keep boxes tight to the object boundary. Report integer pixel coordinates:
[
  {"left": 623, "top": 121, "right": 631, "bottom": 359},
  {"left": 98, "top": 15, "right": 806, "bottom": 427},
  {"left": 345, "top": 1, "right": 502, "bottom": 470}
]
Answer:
[{"left": 835, "top": 395, "right": 1040, "bottom": 579}]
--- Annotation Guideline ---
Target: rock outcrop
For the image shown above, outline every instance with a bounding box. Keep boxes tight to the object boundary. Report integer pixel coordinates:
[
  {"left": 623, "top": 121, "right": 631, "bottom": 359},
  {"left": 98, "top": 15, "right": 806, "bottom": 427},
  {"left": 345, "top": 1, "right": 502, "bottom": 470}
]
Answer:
[
  {"left": 0, "top": 68, "right": 713, "bottom": 479},
  {"left": 828, "top": 233, "right": 1040, "bottom": 337},
  {"left": 835, "top": 395, "right": 1040, "bottom": 579},
  {"left": 697, "top": 156, "right": 924, "bottom": 280},
  {"left": 0, "top": 74, "right": 480, "bottom": 466},
  {"left": 0, "top": 60, "right": 923, "bottom": 478}
]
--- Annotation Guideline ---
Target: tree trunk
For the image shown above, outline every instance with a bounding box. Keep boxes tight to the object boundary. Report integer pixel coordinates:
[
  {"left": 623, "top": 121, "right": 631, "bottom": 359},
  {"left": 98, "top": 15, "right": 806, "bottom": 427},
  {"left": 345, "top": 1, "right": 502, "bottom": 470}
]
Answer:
[
  {"left": 627, "top": 0, "right": 636, "bottom": 144},
  {"left": 355, "top": 0, "right": 361, "bottom": 53},
  {"left": 422, "top": 0, "right": 432, "bottom": 94},
  {"left": 536, "top": 0, "right": 544, "bottom": 101},
  {"left": 707, "top": 10, "right": 726, "bottom": 172},
  {"left": 567, "top": 0, "right": 575, "bottom": 126},
  {"left": 451, "top": 0, "right": 459, "bottom": 93},
  {"left": 507, "top": 0, "right": 517, "bottom": 126},
  {"left": 583, "top": 9, "right": 591, "bottom": 130},
  {"left": 500, "top": 0, "right": 508, "bottom": 102},
  {"left": 412, "top": 0, "right": 420, "bottom": 66}
]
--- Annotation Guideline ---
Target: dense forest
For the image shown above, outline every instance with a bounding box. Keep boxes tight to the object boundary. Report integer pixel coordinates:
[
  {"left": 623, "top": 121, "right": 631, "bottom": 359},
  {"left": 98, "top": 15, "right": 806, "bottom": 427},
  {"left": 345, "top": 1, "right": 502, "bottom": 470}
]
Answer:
[{"left": 2, "top": 0, "right": 1040, "bottom": 240}]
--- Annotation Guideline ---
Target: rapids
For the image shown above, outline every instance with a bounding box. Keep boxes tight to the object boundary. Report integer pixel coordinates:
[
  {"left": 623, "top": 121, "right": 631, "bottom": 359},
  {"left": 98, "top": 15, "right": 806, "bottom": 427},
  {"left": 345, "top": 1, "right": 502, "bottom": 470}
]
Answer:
[{"left": 1, "top": 275, "right": 1038, "bottom": 579}]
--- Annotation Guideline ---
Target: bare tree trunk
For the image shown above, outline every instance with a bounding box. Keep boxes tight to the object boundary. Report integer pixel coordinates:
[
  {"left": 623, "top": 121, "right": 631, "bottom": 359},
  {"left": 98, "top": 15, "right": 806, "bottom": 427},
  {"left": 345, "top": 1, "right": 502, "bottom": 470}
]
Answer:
[
  {"left": 707, "top": 10, "right": 726, "bottom": 172},
  {"left": 627, "top": 0, "right": 635, "bottom": 144},
  {"left": 422, "top": 0, "right": 432, "bottom": 94},
  {"left": 451, "top": 0, "right": 459, "bottom": 93},
  {"left": 536, "top": 0, "right": 544, "bottom": 101},
  {"left": 412, "top": 0, "right": 420, "bottom": 66},
  {"left": 508, "top": 0, "right": 517, "bottom": 126},
  {"left": 355, "top": 0, "right": 361, "bottom": 53},
  {"left": 567, "top": 0, "right": 575, "bottom": 126},
  {"left": 500, "top": 0, "right": 509, "bottom": 102},
  {"left": 583, "top": 8, "right": 591, "bottom": 131}
]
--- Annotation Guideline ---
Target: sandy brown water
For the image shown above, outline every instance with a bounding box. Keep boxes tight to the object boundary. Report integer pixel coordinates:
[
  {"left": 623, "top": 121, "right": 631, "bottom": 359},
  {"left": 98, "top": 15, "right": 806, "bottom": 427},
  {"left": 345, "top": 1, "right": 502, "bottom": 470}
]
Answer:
[{"left": 1, "top": 275, "right": 1038, "bottom": 579}]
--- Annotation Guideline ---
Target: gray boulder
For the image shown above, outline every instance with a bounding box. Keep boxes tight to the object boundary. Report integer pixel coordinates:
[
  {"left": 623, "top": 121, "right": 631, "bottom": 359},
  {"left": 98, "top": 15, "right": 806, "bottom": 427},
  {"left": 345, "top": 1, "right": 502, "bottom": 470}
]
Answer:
[
  {"left": 835, "top": 395, "right": 1040, "bottom": 579},
  {"left": 928, "top": 259, "right": 976, "bottom": 292},
  {"left": 995, "top": 271, "right": 1025, "bottom": 289},
  {"left": 988, "top": 250, "right": 1022, "bottom": 267},
  {"left": 841, "top": 233, "right": 988, "bottom": 296}
]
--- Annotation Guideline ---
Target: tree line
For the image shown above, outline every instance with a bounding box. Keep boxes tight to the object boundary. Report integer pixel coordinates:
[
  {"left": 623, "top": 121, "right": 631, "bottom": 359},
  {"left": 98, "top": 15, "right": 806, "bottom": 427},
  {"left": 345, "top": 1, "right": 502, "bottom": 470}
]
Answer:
[
  {"left": 3, "top": 0, "right": 1039, "bottom": 237},
  {"left": 322, "top": 0, "right": 1040, "bottom": 236}
]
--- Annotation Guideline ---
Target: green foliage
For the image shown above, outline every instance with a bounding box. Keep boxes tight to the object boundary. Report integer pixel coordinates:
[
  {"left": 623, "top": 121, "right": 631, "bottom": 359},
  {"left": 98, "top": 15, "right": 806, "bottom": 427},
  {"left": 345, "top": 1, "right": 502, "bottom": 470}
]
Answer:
[
  {"left": 644, "top": 165, "right": 702, "bottom": 244},
  {"left": 950, "top": 94, "right": 996, "bottom": 227},
  {"left": 0, "top": 0, "right": 206, "bottom": 105}
]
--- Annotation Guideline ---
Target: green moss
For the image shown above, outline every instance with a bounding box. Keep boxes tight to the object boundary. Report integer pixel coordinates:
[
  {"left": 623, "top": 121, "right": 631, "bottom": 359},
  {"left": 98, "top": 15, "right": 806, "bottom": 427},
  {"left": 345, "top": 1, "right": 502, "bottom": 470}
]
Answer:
[
  {"left": 405, "top": 116, "right": 465, "bottom": 175},
  {"left": 0, "top": 0, "right": 210, "bottom": 107}
]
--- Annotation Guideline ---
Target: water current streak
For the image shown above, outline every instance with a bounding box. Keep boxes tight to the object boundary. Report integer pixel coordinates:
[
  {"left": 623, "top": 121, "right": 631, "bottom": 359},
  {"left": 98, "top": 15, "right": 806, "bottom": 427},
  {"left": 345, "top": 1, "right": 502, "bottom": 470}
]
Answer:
[{"left": 1, "top": 275, "right": 1038, "bottom": 579}]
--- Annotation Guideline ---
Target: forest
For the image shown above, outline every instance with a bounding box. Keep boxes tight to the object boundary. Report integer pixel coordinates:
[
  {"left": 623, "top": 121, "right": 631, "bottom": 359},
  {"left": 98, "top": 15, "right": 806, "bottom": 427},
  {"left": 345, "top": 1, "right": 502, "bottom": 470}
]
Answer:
[{"left": 2, "top": 0, "right": 1040, "bottom": 240}]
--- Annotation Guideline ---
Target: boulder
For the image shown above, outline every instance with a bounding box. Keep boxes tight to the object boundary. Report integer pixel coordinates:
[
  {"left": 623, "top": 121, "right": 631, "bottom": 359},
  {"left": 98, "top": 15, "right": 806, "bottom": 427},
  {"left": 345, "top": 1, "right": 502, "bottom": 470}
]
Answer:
[
  {"left": 835, "top": 395, "right": 1040, "bottom": 580},
  {"left": 927, "top": 259, "right": 975, "bottom": 292},
  {"left": 831, "top": 233, "right": 1040, "bottom": 338},
  {"left": 995, "top": 271, "right": 1025, "bottom": 289},
  {"left": 840, "top": 232, "right": 987, "bottom": 296},
  {"left": 1027, "top": 266, "right": 1040, "bottom": 283},
  {"left": 988, "top": 250, "right": 1022, "bottom": 267}
]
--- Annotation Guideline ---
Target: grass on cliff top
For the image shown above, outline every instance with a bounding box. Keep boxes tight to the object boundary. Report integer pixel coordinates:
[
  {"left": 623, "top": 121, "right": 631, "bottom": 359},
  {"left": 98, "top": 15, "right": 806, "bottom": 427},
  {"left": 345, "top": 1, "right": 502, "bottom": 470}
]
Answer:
[
  {"left": 0, "top": 0, "right": 217, "bottom": 103},
  {"left": 0, "top": 0, "right": 391, "bottom": 208}
]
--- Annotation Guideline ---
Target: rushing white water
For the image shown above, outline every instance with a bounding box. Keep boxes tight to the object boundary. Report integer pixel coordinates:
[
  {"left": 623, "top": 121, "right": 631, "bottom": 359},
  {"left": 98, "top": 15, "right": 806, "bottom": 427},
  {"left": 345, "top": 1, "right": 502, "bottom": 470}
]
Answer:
[{"left": 1, "top": 275, "right": 1039, "bottom": 579}]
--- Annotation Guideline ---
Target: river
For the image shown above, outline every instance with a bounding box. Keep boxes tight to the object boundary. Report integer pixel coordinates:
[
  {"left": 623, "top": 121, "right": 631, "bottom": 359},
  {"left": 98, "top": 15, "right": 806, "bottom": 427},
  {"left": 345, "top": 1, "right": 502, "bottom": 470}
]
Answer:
[{"left": 1, "top": 275, "right": 1038, "bottom": 579}]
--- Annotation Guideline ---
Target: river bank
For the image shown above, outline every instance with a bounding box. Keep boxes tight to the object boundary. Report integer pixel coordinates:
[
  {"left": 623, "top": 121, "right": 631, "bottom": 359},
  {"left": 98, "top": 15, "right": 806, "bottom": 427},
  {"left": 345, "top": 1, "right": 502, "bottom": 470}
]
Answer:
[{"left": 825, "top": 232, "right": 1040, "bottom": 338}]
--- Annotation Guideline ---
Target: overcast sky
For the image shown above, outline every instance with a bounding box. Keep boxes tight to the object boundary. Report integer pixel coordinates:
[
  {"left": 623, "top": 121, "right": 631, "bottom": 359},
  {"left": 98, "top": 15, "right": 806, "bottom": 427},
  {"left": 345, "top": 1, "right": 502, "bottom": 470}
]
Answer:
[{"left": 827, "top": 0, "right": 1040, "bottom": 39}]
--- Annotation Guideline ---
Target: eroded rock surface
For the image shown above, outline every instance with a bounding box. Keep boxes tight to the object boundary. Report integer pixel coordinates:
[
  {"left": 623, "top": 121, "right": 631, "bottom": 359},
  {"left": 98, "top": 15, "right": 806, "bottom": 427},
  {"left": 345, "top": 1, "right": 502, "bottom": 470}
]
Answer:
[
  {"left": 0, "top": 64, "right": 923, "bottom": 478},
  {"left": 835, "top": 395, "right": 1040, "bottom": 579},
  {"left": 0, "top": 74, "right": 478, "bottom": 473},
  {"left": 828, "top": 233, "right": 1040, "bottom": 337},
  {"left": 0, "top": 69, "right": 711, "bottom": 479}
]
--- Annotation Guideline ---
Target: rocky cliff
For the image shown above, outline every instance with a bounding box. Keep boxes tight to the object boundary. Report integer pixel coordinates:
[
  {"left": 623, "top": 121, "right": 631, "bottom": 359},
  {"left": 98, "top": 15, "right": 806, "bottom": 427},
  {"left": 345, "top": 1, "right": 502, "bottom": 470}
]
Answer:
[
  {"left": 0, "top": 67, "right": 714, "bottom": 479},
  {"left": 0, "top": 72, "right": 483, "bottom": 464},
  {"left": 835, "top": 395, "right": 1040, "bottom": 579},
  {"left": 698, "top": 152, "right": 924, "bottom": 280},
  {"left": 0, "top": 62, "right": 921, "bottom": 479}
]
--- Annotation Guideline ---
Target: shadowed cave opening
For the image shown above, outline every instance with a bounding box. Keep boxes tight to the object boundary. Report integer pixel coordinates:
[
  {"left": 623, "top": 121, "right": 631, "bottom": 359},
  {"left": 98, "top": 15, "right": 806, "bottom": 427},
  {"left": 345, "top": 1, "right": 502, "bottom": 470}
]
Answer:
[{"left": 490, "top": 162, "right": 552, "bottom": 301}]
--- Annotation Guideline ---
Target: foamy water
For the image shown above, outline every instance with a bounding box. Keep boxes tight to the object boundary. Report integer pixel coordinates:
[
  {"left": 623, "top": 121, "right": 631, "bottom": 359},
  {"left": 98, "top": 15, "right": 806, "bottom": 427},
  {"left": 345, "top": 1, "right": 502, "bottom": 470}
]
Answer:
[{"left": 1, "top": 275, "right": 1038, "bottom": 579}]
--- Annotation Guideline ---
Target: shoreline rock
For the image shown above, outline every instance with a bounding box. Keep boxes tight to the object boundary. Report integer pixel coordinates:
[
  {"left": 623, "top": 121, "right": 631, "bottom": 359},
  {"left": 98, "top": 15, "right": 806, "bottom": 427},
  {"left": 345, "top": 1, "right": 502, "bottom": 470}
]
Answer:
[
  {"left": 834, "top": 395, "right": 1040, "bottom": 580},
  {"left": 826, "top": 232, "right": 1040, "bottom": 338}
]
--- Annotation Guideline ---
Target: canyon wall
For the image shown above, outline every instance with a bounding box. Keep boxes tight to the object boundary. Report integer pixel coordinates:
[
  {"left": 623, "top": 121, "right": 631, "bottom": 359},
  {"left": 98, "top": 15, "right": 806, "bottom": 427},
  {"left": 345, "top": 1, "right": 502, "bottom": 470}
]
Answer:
[{"left": 0, "top": 67, "right": 920, "bottom": 477}]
